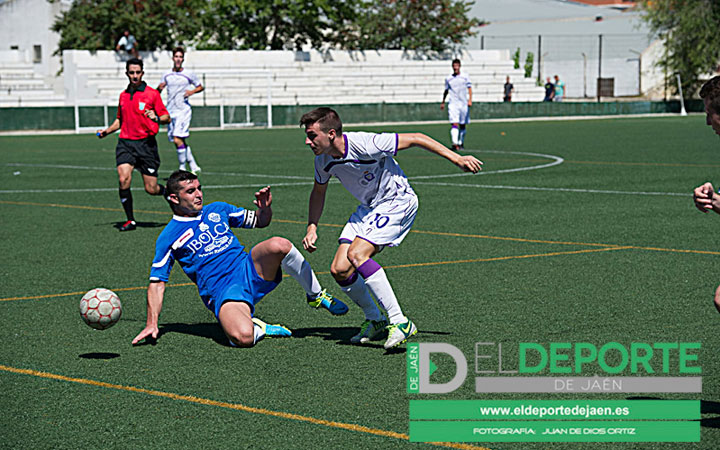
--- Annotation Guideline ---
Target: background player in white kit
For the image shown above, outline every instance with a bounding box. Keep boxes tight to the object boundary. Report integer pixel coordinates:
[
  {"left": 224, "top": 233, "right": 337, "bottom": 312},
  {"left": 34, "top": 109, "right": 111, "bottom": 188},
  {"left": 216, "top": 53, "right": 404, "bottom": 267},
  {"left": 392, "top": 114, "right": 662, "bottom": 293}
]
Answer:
[
  {"left": 157, "top": 47, "right": 203, "bottom": 173},
  {"left": 441, "top": 59, "right": 472, "bottom": 151},
  {"left": 300, "top": 107, "right": 482, "bottom": 349}
]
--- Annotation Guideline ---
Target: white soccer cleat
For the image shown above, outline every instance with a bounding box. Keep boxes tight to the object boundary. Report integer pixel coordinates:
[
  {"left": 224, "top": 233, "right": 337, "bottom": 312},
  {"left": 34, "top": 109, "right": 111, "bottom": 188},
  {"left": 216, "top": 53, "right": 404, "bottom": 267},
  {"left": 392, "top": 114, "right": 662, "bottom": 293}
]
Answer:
[{"left": 384, "top": 317, "right": 417, "bottom": 349}]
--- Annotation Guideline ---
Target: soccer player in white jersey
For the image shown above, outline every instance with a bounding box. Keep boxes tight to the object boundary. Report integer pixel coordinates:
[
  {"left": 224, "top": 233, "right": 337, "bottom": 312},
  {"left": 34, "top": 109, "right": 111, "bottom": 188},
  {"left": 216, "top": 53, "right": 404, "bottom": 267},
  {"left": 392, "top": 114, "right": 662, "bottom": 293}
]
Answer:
[
  {"left": 132, "top": 170, "right": 348, "bottom": 348},
  {"left": 441, "top": 59, "right": 472, "bottom": 151},
  {"left": 157, "top": 47, "right": 203, "bottom": 173},
  {"left": 300, "top": 108, "right": 483, "bottom": 349}
]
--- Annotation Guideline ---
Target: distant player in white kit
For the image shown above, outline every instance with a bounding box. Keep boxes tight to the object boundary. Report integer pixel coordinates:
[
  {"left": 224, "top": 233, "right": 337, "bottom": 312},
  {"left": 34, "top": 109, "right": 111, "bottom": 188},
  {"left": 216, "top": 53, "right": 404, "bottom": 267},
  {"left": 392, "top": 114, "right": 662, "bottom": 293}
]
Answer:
[
  {"left": 157, "top": 47, "right": 203, "bottom": 173},
  {"left": 300, "top": 107, "right": 483, "bottom": 349},
  {"left": 441, "top": 59, "right": 472, "bottom": 151}
]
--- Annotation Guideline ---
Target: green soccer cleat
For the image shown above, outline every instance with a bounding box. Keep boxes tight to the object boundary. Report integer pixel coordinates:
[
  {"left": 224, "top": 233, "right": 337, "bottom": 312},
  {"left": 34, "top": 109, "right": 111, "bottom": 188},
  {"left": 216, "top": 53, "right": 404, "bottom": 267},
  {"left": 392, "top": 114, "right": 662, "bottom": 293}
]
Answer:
[
  {"left": 384, "top": 318, "right": 417, "bottom": 349},
  {"left": 350, "top": 319, "right": 388, "bottom": 344},
  {"left": 307, "top": 289, "right": 349, "bottom": 315},
  {"left": 252, "top": 317, "right": 291, "bottom": 337}
]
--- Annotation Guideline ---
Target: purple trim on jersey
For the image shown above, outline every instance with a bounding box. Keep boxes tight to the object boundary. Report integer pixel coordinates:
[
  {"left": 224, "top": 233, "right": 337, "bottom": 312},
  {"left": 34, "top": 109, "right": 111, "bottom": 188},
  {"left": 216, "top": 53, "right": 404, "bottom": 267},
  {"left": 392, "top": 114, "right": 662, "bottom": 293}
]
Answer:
[
  {"left": 357, "top": 258, "right": 382, "bottom": 279},
  {"left": 336, "top": 271, "right": 358, "bottom": 287},
  {"left": 451, "top": 124, "right": 459, "bottom": 129},
  {"left": 343, "top": 134, "right": 349, "bottom": 158},
  {"left": 338, "top": 238, "right": 353, "bottom": 245},
  {"left": 394, "top": 133, "right": 399, "bottom": 155}
]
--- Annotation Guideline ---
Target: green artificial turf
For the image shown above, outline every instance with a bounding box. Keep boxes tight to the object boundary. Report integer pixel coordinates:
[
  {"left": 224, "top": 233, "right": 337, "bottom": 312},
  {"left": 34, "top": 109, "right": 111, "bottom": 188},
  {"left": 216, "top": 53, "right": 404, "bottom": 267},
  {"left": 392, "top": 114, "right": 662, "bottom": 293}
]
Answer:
[{"left": 1, "top": 115, "right": 719, "bottom": 449}]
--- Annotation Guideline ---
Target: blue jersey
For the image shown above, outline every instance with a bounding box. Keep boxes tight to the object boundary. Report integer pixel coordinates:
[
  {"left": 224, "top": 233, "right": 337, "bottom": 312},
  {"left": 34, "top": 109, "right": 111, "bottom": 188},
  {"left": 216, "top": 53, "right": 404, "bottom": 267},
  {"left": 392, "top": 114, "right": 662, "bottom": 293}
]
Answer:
[{"left": 149, "top": 202, "right": 258, "bottom": 311}]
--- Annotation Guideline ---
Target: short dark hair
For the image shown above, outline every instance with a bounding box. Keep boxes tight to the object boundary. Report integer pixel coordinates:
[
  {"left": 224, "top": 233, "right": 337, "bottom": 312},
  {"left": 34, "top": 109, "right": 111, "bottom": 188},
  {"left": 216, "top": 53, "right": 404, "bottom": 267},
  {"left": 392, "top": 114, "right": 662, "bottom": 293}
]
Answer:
[
  {"left": 299, "top": 107, "right": 343, "bottom": 135},
  {"left": 452, "top": 59, "right": 461, "bottom": 65},
  {"left": 126, "top": 58, "right": 143, "bottom": 71},
  {"left": 172, "top": 46, "right": 185, "bottom": 56},
  {"left": 167, "top": 170, "right": 198, "bottom": 198},
  {"left": 700, "top": 76, "right": 720, "bottom": 114}
]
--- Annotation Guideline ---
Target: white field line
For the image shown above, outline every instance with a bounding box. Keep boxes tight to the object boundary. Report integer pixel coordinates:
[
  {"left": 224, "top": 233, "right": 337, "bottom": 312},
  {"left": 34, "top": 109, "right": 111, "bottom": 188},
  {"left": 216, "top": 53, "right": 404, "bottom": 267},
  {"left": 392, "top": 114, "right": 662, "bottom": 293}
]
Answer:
[{"left": 1, "top": 152, "right": 687, "bottom": 197}]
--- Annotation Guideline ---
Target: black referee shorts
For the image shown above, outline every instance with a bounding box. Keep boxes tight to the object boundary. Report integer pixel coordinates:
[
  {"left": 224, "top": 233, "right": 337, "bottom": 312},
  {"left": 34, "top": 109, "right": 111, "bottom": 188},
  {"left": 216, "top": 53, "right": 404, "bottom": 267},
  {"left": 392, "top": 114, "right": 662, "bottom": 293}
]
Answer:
[{"left": 116, "top": 136, "right": 161, "bottom": 177}]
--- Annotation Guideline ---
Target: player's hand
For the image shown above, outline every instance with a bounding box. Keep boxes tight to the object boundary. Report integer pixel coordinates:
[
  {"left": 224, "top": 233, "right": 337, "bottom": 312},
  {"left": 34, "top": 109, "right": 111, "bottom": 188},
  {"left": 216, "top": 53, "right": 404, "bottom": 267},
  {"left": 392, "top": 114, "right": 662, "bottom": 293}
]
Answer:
[
  {"left": 184, "top": 89, "right": 193, "bottom": 98},
  {"left": 132, "top": 325, "right": 159, "bottom": 345},
  {"left": 456, "top": 155, "right": 483, "bottom": 173},
  {"left": 96, "top": 129, "right": 106, "bottom": 139},
  {"left": 440, "top": 103, "right": 445, "bottom": 110},
  {"left": 693, "top": 182, "right": 715, "bottom": 213},
  {"left": 467, "top": 100, "right": 472, "bottom": 108},
  {"left": 302, "top": 229, "right": 318, "bottom": 253},
  {"left": 144, "top": 109, "right": 158, "bottom": 122},
  {"left": 253, "top": 186, "right": 272, "bottom": 209}
]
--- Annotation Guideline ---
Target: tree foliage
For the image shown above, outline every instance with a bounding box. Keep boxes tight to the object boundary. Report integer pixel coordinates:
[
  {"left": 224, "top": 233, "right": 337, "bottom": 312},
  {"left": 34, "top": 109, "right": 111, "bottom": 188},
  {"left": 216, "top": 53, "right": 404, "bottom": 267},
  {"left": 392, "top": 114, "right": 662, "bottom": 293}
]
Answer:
[
  {"left": 196, "top": 0, "right": 357, "bottom": 50},
  {"left": 51, "top": 0, "right": 480, "bottom": 55},
  {"left": 640, "top": 0, "right": 720, "bottom": 97},
  {"left": 50, "top": 0, "right": 204, "bottom": 55},
  {"left": 351, "top": 0, "right": 481, "bottom": 53}
]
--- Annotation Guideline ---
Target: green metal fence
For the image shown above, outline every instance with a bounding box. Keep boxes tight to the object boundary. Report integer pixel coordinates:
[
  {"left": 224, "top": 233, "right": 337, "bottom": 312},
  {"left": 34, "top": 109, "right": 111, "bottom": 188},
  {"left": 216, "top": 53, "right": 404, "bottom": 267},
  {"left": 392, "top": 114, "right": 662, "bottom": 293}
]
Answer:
[{"left": 0, "top": 100, "right": 697, "bottom": 132}]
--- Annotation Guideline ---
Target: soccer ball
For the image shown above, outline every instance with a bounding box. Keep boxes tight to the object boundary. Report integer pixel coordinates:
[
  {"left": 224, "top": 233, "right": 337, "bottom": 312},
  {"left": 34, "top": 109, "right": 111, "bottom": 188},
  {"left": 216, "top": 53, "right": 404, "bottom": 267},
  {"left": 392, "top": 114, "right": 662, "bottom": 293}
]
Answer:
[{"left": 79, "top": 288, "right": 122, "bottom": 330}]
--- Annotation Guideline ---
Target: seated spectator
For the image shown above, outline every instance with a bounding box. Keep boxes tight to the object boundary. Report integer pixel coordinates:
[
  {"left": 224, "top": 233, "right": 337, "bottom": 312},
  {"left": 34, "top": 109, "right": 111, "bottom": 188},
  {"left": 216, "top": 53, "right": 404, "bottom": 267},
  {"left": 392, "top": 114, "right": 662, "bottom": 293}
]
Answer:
[{"left": 116, "top": 30, "right": 139, "bottom": 59}]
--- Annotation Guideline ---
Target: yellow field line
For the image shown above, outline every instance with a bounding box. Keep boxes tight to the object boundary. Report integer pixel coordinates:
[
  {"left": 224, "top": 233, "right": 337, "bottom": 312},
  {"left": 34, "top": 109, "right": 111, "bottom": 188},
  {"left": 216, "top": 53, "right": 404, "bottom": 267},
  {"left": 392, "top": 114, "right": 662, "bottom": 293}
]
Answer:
[
  {"left": 0, "top": 364, "right": 486, "bottom": 450},
  {"left": 0, "top": 248, "right": 631, "bottom": 302}
]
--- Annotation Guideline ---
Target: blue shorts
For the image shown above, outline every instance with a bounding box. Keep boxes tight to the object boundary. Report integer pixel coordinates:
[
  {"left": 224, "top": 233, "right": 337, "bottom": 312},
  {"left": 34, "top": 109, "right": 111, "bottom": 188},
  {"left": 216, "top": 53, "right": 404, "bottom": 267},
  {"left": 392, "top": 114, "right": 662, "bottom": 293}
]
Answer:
[{"left": 206, "top": 249, "right": 282, "bottom": 319}]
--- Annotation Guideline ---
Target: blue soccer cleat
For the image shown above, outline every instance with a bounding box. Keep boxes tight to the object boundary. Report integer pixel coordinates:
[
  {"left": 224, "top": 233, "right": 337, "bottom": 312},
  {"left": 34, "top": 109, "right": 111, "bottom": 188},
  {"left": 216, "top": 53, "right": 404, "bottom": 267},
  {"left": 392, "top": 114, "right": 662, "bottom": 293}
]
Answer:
[
  {"left": 307, "top": 289, "right": 349, "bottom": 315},
  {"left": 252, "top": 317, "right": 291, "bottom": 337}
]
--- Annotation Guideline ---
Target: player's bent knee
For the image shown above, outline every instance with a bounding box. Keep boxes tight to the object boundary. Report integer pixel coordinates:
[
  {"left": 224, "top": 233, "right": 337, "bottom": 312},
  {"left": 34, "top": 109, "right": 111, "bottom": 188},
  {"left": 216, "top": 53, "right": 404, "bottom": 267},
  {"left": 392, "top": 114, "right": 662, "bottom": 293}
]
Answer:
[
  {"left": 346, "top": 249, "right": 370, "bottom": 269},
  {"left": 268, "top": 236, "right": 292, "bottom": 255},
  {"left": 227, "top": 330, "right": 255, "bottom": 348}
]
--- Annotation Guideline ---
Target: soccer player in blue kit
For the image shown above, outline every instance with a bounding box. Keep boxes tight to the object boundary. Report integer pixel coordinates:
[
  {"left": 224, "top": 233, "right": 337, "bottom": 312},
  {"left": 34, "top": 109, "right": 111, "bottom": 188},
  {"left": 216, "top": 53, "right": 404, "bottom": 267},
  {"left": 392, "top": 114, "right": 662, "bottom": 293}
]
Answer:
[
  {"left": 132, "top": 170, "right": 348, "bottom": 348},
  {"left": 300, "top": 108, "right": 483, "bottom": 349}
]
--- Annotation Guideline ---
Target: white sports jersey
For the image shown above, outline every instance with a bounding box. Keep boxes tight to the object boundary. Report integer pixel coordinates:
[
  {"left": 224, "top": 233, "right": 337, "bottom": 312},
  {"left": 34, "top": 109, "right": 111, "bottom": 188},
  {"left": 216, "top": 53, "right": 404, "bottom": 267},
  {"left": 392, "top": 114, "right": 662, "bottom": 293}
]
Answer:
[
  {"left": 314, "top": 132, "right": 416, "bottom": 208},
  {"left": 161, "top": 69, "right": 201, "bottom": 113},
  {"left": 444, "top": 73, "right": 472, "bottom": 106}
]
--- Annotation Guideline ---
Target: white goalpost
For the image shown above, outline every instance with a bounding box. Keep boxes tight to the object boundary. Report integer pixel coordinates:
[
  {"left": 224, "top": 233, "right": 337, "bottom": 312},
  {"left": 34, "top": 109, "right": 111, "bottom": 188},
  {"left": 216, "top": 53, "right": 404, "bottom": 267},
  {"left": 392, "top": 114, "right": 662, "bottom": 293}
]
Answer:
[
  {"left": 74, "top": 99, "right": 110, "bottom": 134},
  {"left": 676, "top": 74, "right": 688, "bottom": 116}
]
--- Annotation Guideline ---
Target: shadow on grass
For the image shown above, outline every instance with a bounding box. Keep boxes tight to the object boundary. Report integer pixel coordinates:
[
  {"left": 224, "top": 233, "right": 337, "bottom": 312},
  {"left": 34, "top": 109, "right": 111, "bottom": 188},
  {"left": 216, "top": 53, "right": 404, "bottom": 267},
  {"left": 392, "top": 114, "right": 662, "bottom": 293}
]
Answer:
[
  {"left": 131, "top": 322, "right": 227, "bottom": 347},
  {"left": 79, "top": 352, "right": 120, "bottom": 359},
  {"left": 627, "top": 396, "right": 720, "bottom": 429},
  {"left": 111, "top": 221, "right": 165, "bottom": 230}
]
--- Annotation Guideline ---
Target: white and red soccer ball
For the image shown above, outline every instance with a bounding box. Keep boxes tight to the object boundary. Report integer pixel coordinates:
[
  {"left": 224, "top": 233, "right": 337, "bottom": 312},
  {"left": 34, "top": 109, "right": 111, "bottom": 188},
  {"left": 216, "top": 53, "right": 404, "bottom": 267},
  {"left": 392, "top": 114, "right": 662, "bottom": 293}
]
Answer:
[{"left": 79, "top": 288, "right": 122, "bottom": 330}]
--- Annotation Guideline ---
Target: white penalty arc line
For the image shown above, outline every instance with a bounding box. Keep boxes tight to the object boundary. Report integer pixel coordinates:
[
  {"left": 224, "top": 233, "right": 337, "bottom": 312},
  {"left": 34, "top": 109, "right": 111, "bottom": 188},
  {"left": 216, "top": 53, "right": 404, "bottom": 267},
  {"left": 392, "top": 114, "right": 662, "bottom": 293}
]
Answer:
[
  {"left": 410, "top": 149, "right": 564, "bottom": 179},
  {"left": 2, "top": 154, "right": 685, "bottom": 197},
  {"left": 5, "top": 149, "right": 558, "bottom": 181}
]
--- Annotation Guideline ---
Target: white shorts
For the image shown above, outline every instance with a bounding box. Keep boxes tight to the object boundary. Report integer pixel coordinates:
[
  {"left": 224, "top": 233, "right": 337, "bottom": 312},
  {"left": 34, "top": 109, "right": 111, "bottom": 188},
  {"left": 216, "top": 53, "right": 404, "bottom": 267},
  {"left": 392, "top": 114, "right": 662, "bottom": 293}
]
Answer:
[
  {"left": 339, "top": 196, "right": 418, "bottom": 248},
  {"left": 448, "top": 103, "right": 469, "bottom": 125},
  {"left": 167, "top": 108, "right": 192, "bottom": 141}
]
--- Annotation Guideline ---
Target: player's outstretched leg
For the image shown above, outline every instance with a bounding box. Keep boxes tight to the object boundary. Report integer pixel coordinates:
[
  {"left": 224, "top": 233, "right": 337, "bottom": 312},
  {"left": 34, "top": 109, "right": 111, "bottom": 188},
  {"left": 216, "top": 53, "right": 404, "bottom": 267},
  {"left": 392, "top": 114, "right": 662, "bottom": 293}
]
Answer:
[
  {"left": 331, "top": 243, "right": 387, "bottom": 343},
  {"left": 253, "top": 237, "right": 348, "bottom": 315},
  {"left": 347, "top": 240, "right": 417, "bottom": 349}
]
